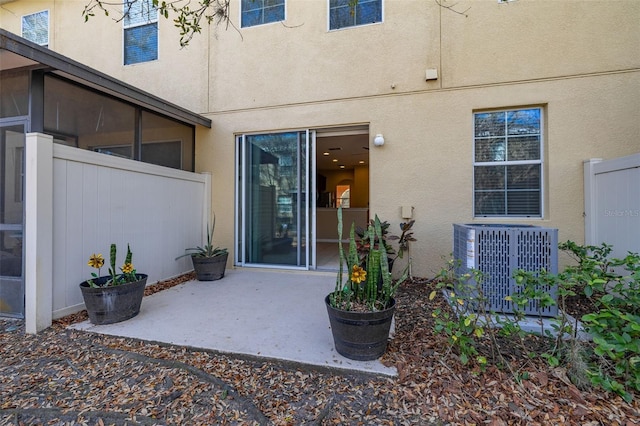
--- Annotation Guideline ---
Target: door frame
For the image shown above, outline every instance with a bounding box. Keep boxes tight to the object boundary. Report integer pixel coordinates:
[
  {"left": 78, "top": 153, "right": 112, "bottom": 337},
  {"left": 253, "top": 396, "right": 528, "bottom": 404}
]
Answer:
[
  {"left": 0, "top": 119, "right": 27, "bottom": 318},
  {"left": 235, "top": 130, "right": 317, "bottom": 270}
]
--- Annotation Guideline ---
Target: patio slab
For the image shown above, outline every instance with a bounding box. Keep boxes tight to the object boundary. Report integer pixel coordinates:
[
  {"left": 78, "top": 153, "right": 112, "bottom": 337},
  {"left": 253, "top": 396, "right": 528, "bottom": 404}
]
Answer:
[{"left": 69, "top": 268, "right": 397, "bottom": 376}]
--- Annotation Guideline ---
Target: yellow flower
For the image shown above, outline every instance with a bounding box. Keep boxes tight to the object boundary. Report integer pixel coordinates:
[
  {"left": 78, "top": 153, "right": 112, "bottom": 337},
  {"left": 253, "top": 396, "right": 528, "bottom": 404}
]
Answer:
[
  {"left": 121, "top": 263, "right": 134, "bottom": 274},
  {"left": 88, "top": 253, "right": 104, "bottom": 269},
  {"left": 350, "top": 265, "right": 367, "bottom": 284}
]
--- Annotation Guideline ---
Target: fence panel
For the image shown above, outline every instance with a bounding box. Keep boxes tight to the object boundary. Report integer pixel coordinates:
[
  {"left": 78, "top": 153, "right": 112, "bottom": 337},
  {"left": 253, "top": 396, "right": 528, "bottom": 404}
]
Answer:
[
  {"left": 24, "top": 133, "right": 210, "bottom": 328},
  {"left": 584, "top": 154, "right": 640, "bottom": 258}
]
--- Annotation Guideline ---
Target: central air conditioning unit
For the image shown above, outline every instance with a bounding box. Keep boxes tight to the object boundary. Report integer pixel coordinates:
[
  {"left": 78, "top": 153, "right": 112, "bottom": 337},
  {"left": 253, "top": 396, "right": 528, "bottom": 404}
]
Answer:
[{"left": 453, "top": 224, "right": 559, "bottom": 317}]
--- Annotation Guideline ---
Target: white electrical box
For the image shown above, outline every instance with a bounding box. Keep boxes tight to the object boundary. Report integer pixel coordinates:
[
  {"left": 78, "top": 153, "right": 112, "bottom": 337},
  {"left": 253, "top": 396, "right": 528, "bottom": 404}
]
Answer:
[
  {"left": 425, "top": 68, "right": 438, "bottom": 81},
  {"left": 401, "top": 205, "right": 413, "bottom": 219}
]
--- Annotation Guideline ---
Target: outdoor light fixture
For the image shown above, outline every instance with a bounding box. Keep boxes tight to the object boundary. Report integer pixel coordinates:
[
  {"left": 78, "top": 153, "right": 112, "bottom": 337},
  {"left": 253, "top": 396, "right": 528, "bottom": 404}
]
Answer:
[{"left": 373, "top": 134, "right": 385, "bottom": 147}]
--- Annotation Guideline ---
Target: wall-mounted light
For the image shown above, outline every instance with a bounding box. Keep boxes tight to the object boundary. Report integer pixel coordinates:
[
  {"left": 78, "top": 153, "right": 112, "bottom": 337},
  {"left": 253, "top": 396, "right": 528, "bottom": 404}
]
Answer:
[{"left": 373, "top": 134, "right": 385, "bottom": 147}]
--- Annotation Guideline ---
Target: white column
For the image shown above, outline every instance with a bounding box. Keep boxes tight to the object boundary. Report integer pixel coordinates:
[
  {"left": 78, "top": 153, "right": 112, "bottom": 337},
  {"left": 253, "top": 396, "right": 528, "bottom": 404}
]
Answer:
[
  {"left": 24, "top": 133, "right": 54, "bottom": 333},
  {"left": 583, "top": 158, "right": 602, "bottom": 246}
]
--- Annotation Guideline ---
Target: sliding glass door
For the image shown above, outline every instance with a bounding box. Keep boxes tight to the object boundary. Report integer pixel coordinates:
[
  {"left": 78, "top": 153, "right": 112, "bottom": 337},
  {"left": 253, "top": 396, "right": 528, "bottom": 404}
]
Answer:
[{"left": 236, "top": 131, "right": 314, "bottom": 268}]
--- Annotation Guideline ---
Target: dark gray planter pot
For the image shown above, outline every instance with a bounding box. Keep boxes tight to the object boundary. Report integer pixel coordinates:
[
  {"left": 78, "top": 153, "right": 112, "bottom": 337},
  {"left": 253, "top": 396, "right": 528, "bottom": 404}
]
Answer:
[
  {"left": 191, "top": 252, "right": 228, "bottom": 281},
  {"left": 325, "top": 295, "right": 396, "bottom": 361},
  {"left": 79, "top": 274, "right": 147, "bottom": 325}
]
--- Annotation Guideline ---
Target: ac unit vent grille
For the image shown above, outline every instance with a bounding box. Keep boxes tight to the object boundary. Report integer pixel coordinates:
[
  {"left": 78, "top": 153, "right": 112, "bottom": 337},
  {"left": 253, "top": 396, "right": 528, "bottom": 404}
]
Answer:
[{"left": 453, "top": 224, "right": 559, "bottom": 317}]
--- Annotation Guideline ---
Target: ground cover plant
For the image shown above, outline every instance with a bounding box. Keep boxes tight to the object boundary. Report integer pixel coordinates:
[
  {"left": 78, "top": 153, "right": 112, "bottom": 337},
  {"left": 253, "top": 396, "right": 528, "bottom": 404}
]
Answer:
[{"left": 432, "top": 241, "right": 640, "bottom": 404}]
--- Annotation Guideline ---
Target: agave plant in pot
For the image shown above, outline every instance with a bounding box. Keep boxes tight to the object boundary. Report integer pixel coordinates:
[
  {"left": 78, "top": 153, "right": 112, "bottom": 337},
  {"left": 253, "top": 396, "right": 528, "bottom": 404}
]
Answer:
[
  {"left": 325, "top": 208, "right": 409, "bottom": 361},
  {"left": 176, "top": 218, "right": 228, "bottom": 281},
  {"left": 79, "top": 244, "right": 148, "bottom": 325}
]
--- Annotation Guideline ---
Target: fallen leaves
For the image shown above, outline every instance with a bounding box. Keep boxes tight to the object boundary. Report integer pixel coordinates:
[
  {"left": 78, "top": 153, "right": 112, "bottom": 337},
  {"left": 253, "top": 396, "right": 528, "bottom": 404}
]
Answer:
[{"left": 1, "top": 276, "right": 639, "bottom": 425}]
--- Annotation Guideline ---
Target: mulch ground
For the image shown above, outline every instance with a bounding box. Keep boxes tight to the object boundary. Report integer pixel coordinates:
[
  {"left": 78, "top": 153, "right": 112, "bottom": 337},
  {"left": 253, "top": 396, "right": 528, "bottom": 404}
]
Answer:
[{"left": 1, "top": 274, "right": 638, "bottom": 425}]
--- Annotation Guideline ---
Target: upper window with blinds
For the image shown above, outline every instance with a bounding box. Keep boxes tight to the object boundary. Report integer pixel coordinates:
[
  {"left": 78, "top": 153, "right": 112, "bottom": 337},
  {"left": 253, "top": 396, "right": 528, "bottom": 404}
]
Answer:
[
  {"left": 329, "top": 0, "right": 382, "bottom": 30},
  {"left": 241, "top": 0, "right": 285, "bottom": 28},
  {"left": 473, "top": 108, "right": 543, "bottom": 218},
  {"left": 22, "top": 10, "right": 49, "bottom": 47},
  {"left": 123, "top": 0, "right": 158, "bottom": 65}
]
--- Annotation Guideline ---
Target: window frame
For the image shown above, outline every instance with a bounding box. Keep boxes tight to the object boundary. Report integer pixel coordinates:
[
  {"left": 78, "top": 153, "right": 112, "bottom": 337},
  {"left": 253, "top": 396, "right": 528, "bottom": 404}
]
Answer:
[
  {"left": 472, "top": 107, "right": 545, "bottom": 218},
  {"left": 240, "top": 0, "right": 286, "bottom": 28},
  {"left": 21, "top": 10, "right": 49, "bottom": 47},
  {"left": 123, "top": 0, "right": 159, "bottom": 65},
  {"left": 328, "top": 0, "right": 383, "bottom": 31}
]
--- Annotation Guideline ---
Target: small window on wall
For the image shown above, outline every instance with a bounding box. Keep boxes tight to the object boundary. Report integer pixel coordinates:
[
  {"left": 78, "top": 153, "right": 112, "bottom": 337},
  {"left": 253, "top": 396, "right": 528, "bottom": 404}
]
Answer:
[
  {"left": 329, "top": 0, "right": 382, "bottom": 30},
  {"left": 22, "top": 10, "right": 49, "bottom": 47},
  {"left": 241, "top": 0, "right": 285, "bottom": 28},
  {"left": 123, "top": 0, "right": 158, "bottom": 65},
  {"left": 473, "top": 107, "right": 543, "bottom": 217}
]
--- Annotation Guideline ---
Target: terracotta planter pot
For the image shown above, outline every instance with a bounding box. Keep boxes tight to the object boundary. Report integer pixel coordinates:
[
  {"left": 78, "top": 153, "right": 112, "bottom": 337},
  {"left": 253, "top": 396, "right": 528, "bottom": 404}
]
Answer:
[
  {"left": 191, "top": 252, "right": 228, "bottom": 281},
  {"left": 325, "top": 295, "right": 396, "bottom": 361},
  {"left": 79, "top": 274, "right": 147, "bottom": 325}
]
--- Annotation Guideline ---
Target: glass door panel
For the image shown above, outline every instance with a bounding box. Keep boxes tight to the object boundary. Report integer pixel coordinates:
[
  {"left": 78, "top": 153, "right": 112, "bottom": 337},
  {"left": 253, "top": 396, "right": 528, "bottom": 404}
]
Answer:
[
  {"left": 0, "top": 124, "right": 25, "bottom": 317},
  {"left": 238, "top": 131, "right": 311, "bottom": 268}
]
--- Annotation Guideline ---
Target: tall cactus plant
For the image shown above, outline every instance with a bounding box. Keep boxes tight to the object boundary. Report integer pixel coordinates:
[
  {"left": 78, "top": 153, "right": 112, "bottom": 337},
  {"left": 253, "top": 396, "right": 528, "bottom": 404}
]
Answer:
[{"left": 330, "top": 208, "right": 408, "bottom": 311}]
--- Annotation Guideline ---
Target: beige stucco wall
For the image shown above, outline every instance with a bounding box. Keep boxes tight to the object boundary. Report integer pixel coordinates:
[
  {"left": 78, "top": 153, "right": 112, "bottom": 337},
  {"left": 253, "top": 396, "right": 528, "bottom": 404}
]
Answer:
[
  {"left": 3, "top": 0, "right": 639, "bottom": 276},
  {"left": 199, "top": 0, "right": 639, "bottom": 276},
  {"left": 201, "top": 70, "right": 640, "bottom": 277}
]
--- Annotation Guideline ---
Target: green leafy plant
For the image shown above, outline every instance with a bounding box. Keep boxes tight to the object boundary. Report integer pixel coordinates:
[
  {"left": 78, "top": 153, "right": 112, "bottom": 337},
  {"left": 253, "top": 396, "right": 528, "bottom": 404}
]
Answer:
[
  {"left": 388, "top": 220, "right": 416, "bottom": 260},
  {"left": 87, "top": 243, "right": 139, "bottom": 287},
  {"left": 355, "top": 218, "right": 396, "bottom": 261},
  {"left": 431, "top": 259, "right": 490, "bottom": 367},
  {"left": 328, "top": 208, "right": 408, "bottom": 312},
  {"left": 176, "top": 216, "right": 228, "bottom": 259},
  {"left": 508, "top": 242, "right": 640, "bottom": 402},
  {"left": 579, "top": 250, "right": 640, "bottom": 402}
]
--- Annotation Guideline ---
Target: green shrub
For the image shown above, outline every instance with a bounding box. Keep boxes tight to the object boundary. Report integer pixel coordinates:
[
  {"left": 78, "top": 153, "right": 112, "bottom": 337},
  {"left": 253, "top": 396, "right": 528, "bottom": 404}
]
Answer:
[{"left": 433, "top": 242, "right": 640, "bottom": 402}]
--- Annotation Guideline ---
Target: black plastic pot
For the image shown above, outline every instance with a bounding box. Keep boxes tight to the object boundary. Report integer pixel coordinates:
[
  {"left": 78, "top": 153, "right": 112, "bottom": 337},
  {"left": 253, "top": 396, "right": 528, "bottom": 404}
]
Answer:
[
  {"left": 79, "top": 274, "right": 147, "bottom": 325},
  {"left": 325, "top": 295, "right": 396, "bottom": 361},
  {"left": 191, "top": 252, "right": 228, "bottom": 281}
]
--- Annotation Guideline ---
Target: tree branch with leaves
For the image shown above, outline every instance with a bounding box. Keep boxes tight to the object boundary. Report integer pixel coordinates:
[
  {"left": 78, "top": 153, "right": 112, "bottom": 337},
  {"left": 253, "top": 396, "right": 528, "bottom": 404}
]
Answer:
[{"left": 82, "top": 0, "right": 235, "bottom": 47}]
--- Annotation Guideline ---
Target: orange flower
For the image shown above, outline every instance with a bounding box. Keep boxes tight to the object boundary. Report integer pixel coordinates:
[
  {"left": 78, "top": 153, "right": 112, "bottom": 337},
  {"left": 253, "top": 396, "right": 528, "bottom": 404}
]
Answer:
[
  {"left": 121, "top": 263, "right": 134, "bottom": 274},
  {"left": 88, "top": 253, "right": 104, "bottom": 269},
  {"left": 350, "top": 265, "right": 367, "bottom": 284}
]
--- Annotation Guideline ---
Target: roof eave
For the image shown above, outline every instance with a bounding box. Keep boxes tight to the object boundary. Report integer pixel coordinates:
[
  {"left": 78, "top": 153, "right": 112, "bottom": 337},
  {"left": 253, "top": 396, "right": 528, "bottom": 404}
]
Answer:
[{"left": 0, "top": 29, "right": 211, "bottom": 128}]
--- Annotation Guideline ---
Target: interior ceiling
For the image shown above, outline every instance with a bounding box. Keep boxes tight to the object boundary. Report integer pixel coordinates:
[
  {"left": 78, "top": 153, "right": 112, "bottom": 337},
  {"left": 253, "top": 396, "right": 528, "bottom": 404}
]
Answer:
[{"left": 316, "top": 134, "right": 369, "bottom": 171}]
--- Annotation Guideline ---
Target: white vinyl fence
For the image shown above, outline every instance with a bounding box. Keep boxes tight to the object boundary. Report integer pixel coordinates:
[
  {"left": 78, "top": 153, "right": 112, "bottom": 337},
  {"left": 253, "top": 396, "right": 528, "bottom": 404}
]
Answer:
[
  {"left": 584, "top": 153, "right": 640, "bottom": 258},
  {"left": 25, "top": 133, "right": 211, "bottom": 333}
]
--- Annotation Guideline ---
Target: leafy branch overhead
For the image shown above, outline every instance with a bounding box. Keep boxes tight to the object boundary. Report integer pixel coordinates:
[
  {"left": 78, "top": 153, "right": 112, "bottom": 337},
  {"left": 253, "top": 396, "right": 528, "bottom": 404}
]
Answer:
[{"left": 82, "top": 0, "right": 234, "bottom": 47}]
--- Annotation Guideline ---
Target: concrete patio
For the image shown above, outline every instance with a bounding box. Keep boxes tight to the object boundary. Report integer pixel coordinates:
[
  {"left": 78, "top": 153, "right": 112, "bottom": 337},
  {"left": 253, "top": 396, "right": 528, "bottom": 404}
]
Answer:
[{"left": 69, "top": 268, "right": 397, "bottom": 376}]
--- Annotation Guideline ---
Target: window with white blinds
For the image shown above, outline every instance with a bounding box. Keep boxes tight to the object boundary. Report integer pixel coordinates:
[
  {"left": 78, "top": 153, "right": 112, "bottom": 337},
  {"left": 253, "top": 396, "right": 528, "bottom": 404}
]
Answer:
[
  {"left": 123, "top": 0, "right": 158, "bottom": 65},
  {"left": 473, "top": 108, "right": 543, "bottom": 217}
]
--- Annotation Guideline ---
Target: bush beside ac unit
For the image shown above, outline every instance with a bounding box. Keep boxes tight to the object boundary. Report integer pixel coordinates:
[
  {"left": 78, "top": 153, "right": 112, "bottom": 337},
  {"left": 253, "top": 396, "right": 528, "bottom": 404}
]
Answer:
[{"left": 453, "top": 223, "right": 559, "bottom": 317}]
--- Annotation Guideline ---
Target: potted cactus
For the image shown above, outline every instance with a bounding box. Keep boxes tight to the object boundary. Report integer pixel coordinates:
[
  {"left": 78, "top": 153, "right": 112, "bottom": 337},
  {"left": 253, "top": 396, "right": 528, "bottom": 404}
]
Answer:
[
  {"left": 80, "top": 244, "right": 147, "bottom": 325},
  {"left": 325, "top": 208, "right": 409, "bottom": 360},
  {"left": 176, "top": 217, "right": 228, "bottom": 281}
]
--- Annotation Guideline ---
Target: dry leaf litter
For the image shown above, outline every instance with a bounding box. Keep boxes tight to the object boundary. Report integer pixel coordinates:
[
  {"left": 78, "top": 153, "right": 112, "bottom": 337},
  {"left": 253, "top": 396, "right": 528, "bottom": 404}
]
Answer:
[{"left": 1, "top": 274, "right": 638, "bottom": 425}]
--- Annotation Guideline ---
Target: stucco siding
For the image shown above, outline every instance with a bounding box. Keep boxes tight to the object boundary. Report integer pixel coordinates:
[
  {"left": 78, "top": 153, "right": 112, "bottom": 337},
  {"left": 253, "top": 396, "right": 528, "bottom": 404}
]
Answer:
[{"left": 200, "top": 70, "right": 640, "bottom": 276}]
